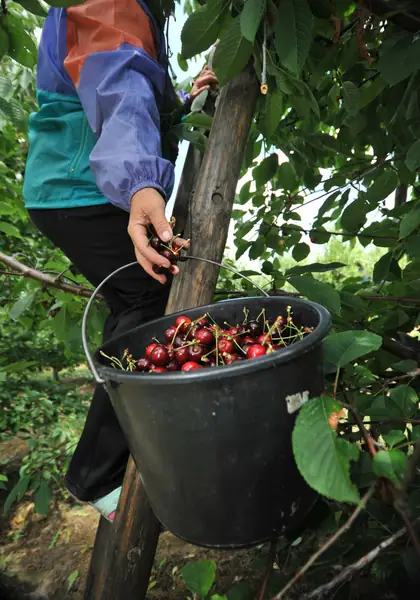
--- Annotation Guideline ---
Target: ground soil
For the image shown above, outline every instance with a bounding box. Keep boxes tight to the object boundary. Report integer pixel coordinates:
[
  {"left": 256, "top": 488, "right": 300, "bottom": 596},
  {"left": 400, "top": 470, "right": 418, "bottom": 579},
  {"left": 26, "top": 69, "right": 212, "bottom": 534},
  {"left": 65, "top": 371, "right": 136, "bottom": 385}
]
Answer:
[{"left": 0, "top": 437, "right": 260, "bottom": 600}]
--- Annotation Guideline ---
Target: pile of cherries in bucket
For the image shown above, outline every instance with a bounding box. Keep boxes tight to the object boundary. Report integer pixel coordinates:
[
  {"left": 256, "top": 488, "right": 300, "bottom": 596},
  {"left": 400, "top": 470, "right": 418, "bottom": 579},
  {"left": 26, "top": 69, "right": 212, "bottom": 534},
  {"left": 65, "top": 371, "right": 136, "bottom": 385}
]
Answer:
[{"left": 101, "top": 308, "right": 313, "bottom": 374}]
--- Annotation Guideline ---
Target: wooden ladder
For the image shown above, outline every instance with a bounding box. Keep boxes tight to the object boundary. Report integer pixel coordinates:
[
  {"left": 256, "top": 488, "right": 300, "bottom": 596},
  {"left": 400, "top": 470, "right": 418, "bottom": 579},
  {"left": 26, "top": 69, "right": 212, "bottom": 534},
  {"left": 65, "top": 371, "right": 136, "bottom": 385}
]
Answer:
[{"left": 83, "top": 66, "right": 259, "bottom": 600}]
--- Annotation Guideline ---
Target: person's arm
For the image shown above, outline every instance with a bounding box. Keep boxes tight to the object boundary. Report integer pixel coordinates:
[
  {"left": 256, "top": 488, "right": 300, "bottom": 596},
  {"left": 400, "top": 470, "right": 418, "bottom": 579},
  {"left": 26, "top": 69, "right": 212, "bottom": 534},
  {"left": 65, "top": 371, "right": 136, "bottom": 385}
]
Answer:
[{"left": 64, "top": 0, "right": 174, "bottom": 212}]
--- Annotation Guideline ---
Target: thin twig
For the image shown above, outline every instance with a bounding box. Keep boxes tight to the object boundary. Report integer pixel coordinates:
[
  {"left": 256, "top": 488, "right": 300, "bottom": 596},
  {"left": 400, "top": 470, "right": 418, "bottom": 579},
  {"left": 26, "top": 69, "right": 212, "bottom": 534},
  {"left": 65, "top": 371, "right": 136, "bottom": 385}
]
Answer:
[
  {"left": 271, "top": 485, "right": 376, "bottom": 600},
  {"left": 279, "top": 223, "right": 398, "bottom": 241},
  {"left": 257, "top": 540, "right": 277, "bottom": 600},
  {"left": 304, "top": 523, "right": 415, "bottom": 599},
  {"left": 340, "top": 401, "right": 377, "bottom": 457},
  {"left": 0, "top": 251, "right": 102, "bottom": 300},
  {"left": 349, "top": 418, "right": 420, "bottom": 427},
  {"left": 214, "top": 289, "right": 420, "bottom": 305}
]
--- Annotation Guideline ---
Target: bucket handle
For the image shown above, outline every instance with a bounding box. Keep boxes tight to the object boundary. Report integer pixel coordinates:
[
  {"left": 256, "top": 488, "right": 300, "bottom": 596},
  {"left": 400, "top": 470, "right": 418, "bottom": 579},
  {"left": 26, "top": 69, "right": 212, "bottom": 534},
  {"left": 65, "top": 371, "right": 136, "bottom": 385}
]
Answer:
[{"left": 82, "top": 255, "right": 269, "bottom": 385}]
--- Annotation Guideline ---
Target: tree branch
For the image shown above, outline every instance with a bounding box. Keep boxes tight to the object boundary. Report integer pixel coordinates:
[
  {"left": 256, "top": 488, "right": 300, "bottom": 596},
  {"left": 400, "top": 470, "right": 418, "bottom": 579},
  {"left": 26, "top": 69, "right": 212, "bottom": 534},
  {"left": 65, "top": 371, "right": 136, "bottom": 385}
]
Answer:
[
  {"left": 257, "top": 540, "right": 277, "bottom": 600},
  {"left": 362, "top": 0, "right": 420, "bottom": 32},
  {"left": 271, "top": 485, "right": 376, "bottom": 600},
  {"left": 304, "top": 522, "right": 415, "bottom": 599},
  {"left": 0, "top": 251, "right": 101, "bottom": 300}
]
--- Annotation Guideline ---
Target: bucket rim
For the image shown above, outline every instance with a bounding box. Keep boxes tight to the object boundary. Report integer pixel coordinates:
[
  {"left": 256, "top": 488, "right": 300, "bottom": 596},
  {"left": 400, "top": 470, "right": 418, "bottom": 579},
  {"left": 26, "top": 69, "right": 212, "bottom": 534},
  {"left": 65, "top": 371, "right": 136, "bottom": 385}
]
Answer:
[{"left": 95, "top": 296, "right": 331, "bottom": 385}]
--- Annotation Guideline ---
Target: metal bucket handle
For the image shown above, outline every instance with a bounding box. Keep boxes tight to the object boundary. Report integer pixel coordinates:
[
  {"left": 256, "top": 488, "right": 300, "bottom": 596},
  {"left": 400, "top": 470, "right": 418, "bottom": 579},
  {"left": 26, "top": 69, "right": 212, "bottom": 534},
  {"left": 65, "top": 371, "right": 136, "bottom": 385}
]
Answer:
[{"left": 82, "top": 255, "right": 269, "bottom": 385}]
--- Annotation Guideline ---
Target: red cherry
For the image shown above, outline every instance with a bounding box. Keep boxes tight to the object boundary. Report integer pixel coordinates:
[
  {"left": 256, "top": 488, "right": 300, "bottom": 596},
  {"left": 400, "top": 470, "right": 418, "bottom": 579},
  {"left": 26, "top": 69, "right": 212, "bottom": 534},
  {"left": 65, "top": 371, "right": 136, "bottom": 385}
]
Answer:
[
  {"left": 224, "top": 352, "right": 241, "bottom": 365},
  {"left": 206, "top": 356, "right": 217, "bottom": 367},
  {"left": 188, "top": 344, "right": 205, "bottom": 362},
  {"left": 150, "top": 365, "right": 167, "bottom": 373},
  {"left": 136, "top": 357, "right": 151, "bottom": 371},
  {"left": 150, "top": 345, "right": 170, "bottom": 366},
  {"left": 181, "top": 361, "right": 204, "bottom": 371},
  {"left": 167, "top": 360, "right": 181, "bottom": 371},
  {"left": 145, "top": 343, "right": 158, "bottom": 358},
  {"left": 150, "top": 236, "right": 161, "bottom": 250},
  {"left": 175, "top": 316, "right": 191, "bottom": 332},
  {"left": 175, "top": 347, "right": 189, "bottom": 364},
  {"left": 187, "top": 323, "right": 200, "bottom": 341},
  {"left": 271, "top": 344, "right": 282, "bottom": 351},
  {"left": 195, "top": 328, "right": 215, "bottom": 346},
  {"left": 310, "top": 236, "right": 317, "bottom": 243},
  {"left": 257, "top": 334, "right": 270, "bottom": 345},
  {"left": 173, "top": 334, "right": 186, "bottom": 348},
  {"left": 197, "top": 317, "right": 209, "bottom": 327},
  {"left": 164, "top": 326, "right": 178, "bottom": 343},
  {"left": 218, "top": 339, "right": 234, "bottom": 354},
  {"left": 243, "top": 336, "right": 256, "bottom": 345},
  {"left": 228, "top": 327, "right": 240, "bottom": 336},
  {"left": 247, "top": 344, "right": 266, "bottom": 359},
  {"left": 161, "top": 248, "right": 178, "bottom": 264},
  {"left": 242, "top": 343, "right": 253, "bottom": 354}
]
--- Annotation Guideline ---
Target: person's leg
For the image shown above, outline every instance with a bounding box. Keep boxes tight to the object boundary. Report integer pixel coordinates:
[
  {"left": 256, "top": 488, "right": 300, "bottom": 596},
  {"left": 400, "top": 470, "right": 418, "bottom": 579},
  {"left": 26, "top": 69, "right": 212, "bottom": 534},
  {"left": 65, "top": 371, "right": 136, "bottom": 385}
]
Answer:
[{"left": 29, "top": 204, "right": 171, "bottom": 503}]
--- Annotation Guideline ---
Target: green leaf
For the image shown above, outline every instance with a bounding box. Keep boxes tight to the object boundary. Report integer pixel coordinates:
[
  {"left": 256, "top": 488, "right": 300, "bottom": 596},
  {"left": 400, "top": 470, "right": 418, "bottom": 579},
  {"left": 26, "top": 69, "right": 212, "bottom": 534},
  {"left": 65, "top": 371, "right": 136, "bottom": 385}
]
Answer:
[
  {"left": 367, "top": 170, "right": 398, "bottom": 204},
  {"left": 228, "top": 582, "right": 252, "bottom": 600},
  {"left": 10, "top": 290, "right": 38, "bottom": 321},
  {"left": 292, "top": 242, "right": 310, "bottom": 262},
  {"left": 288, "top": 275, "right": 341, "bottom": 314},
  {"left": 0, "top": 97, "right": 28, "bottom": 131},
  {"left": 34, "top": 480, "right": 52, "bottom": 516},
  {"left": 274, "top": 0, "right": 313, "bottom": 75},
  {"left": 181, "top": 0, "right": 228, "bottom": 59},
  {"left": 211, "top": 596, "right": 228, "bottom": 600},
  {"left": 261, "top": 91, "right": 283, "bottom": 138},
  {"left": 182, "top": 560, "right": 216, "bottom": 598},
  {"left": 383, "top": 430, "right": 406, "bottom": 449},
  {"left": 292, "top": 396, "right": 360, "bottom": 504},
  {"left": 240, "top": 0, "right": 265, "bottom": 42},
  {"left": 183, "top": 112, "right": 213, "bottom": 129},
  {"left": 16, "top": 0, "right": 47, "bottom": 16},
  {"left": 373, "top": 252, "right": 401, "bottom": 284},
  {"left": 253, "top": 153, "right": 278, "bottom": 187},
  {"left": 405, "top": 139, "right": 420, "bottom": 172},
  {"left": 46, "top": 0, "right": 85, "bottom": 6},
  {"left": 391, "top": 359, "right": 418, "bottom": 374},
  {"left": 67, "top": 569, "right": 79, "bottom": 592},
  {"left": 286, "top": 262, "right": 346, "bottom": 276},
  {"left": 399, "top": 205, "right": 420, "bottom": 238},
  {"left": 389, "top": 385, "right": 418, "bottom": 417},
  {"left": 3, "top": 14, "right": 37, "bottom": 68},
  {"left": 3, "top": 485, "right": 19, "bottom": 514},
  {"left": 0, "top": 26, "right": 9, "bottom": 61},
  {"left": 177, "top": 53, "right": 188, "bottom": 72},
  {"left": 341, "top": 197, "right": 367, "bottom": 232},
  {"left": 0, "top": 221, "right": 22, "bottom": 238},
  {"left": 342, "top": 81, "right": 360, "bottom": 117},
  {"left": 323, "top": 331, "right": 382, "bottom": 368},
  {"left": 372, "top": 450, "right": 408, "bottom": 486},
  {"left": 276, "top": 162, "right": 298, "bottom": 191},
  {"left": 316, "top": 191, "right": 340, "bottom": 220},
  {"left": 377, "top": 36, "right": 420, "bottom": 86},
  {"left": 213, "top": 17, "right": 253, "bottom": 86}
]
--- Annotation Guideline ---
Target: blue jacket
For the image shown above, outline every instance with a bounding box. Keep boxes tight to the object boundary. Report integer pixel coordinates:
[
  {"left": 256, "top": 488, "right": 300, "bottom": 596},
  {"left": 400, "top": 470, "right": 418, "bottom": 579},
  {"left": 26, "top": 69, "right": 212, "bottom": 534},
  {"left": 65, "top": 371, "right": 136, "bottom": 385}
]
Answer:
[{"left": 23, "top": 0, "right": 187, "bottom": 212}]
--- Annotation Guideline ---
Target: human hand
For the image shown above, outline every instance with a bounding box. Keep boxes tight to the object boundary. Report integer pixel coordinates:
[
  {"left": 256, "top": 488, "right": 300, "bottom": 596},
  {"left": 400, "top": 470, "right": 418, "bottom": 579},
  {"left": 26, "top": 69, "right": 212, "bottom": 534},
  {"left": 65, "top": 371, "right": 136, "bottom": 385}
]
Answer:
[
  {"left": 190, "top": 65, "right": 218, "bottom": 99},
  {"left": 128, "top": 188, "right": 189, "bottom": 284}
]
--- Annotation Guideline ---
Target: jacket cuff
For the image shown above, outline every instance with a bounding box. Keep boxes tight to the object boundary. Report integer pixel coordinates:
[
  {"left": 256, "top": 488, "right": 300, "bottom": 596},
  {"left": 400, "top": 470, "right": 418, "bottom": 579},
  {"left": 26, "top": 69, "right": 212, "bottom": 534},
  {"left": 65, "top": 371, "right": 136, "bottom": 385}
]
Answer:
[{"left": 129, "top": 181, "right": 168, "bottom": 205}]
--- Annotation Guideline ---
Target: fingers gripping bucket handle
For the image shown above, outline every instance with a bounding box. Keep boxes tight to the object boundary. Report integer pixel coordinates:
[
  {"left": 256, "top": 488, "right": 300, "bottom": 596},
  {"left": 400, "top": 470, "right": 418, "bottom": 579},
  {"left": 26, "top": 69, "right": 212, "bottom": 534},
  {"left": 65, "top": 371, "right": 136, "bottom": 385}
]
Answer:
[{"left": 82, "top": 256, "right": 270, "bottom": 385}]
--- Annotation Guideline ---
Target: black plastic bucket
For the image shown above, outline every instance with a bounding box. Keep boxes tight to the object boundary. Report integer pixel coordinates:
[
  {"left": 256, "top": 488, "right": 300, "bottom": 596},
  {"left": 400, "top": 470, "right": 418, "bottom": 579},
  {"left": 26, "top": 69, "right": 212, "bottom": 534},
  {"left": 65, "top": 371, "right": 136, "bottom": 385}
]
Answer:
[{"left": 83, "top": 266, "right": 331, "bottom": 549}]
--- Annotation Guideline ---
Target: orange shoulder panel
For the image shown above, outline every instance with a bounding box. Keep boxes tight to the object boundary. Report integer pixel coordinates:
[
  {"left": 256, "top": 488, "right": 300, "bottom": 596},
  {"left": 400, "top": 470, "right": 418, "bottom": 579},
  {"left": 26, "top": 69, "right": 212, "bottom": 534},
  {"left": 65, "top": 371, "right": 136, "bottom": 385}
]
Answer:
[{"left": 65, "top": 0, "right": 157, "bottom": 87}]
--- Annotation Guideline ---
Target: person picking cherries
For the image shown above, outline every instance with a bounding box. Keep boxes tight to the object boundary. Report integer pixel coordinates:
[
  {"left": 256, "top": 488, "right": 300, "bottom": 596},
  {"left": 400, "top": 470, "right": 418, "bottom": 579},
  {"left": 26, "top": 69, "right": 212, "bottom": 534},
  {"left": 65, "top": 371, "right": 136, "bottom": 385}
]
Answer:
[{"left": 23, "top": 0, "right": 218, "bottom": 523}]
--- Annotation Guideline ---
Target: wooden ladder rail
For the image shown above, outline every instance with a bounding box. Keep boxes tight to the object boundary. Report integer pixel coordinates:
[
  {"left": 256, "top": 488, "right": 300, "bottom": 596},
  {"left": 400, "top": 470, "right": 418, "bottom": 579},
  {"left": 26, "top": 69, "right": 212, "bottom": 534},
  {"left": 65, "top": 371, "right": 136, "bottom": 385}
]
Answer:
[{"left": 83, "top": 65, "right": 259, "bottom": 600}]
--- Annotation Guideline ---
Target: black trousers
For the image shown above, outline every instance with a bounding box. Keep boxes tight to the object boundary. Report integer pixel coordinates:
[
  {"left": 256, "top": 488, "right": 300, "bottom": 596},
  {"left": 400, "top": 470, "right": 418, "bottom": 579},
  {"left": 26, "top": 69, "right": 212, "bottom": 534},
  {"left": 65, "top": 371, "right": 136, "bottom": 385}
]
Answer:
[{"left": 29, "top": 204, "right": 171, "bottom": 501}]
